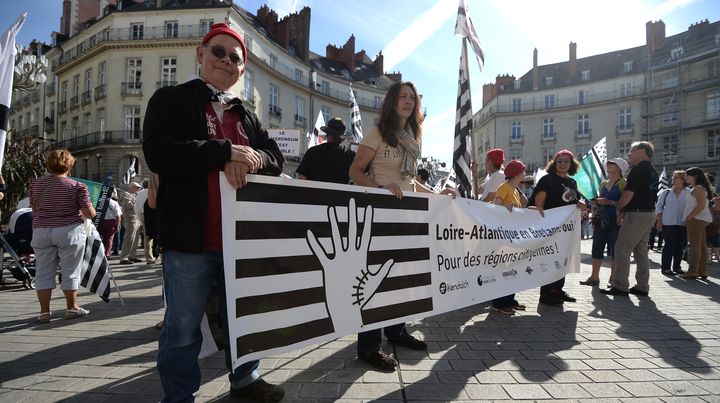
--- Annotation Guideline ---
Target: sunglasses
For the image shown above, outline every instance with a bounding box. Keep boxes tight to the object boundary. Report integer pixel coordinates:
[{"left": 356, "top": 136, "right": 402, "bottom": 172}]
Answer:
[{"left": 205, "top": 45, "right": 243, "bottom": 66}]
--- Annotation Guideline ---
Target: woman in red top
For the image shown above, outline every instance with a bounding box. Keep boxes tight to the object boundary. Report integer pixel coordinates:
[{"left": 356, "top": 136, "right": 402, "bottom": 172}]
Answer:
[{"left": 30, "top": 149, "right": 96, "bottom": 323}]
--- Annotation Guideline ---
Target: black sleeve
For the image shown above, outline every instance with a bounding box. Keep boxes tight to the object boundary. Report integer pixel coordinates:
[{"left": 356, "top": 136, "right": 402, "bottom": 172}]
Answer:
[
  {"left": 243, "top": 106, "right": 283, "bottom": 176},
  {"left": 142, "top": 87, "right": 232, "bottom": 177},
  {"left": 528, "top": 175, "right": 550, "bottom": 207},
  {"left": 296, "top": 149, "right": 312, "bottom": 177},
  {"left": 623, "top": 164, "right": 642, "bottom": 192}
]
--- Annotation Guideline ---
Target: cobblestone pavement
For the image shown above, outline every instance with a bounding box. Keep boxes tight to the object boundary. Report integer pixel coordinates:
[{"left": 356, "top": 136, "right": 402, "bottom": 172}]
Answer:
[{"left": 1, "top": 240, "right": 720, "bottom": 402}]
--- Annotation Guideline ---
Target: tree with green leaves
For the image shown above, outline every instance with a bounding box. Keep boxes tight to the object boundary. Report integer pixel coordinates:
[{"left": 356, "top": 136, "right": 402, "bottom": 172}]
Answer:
[{"left": 0, "top": 130, "right": 47, "bottom": 223}]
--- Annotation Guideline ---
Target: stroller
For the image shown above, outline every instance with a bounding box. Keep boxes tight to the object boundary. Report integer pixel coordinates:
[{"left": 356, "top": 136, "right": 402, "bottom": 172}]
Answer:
[{"left": 0, "top": 208, "right": 36, "bottom": 289}]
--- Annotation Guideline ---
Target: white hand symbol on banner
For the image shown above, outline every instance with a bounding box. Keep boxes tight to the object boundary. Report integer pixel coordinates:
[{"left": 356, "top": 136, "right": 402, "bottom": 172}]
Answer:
[{"left": 306, "top": 198, "right": 394, "bottom": 333}]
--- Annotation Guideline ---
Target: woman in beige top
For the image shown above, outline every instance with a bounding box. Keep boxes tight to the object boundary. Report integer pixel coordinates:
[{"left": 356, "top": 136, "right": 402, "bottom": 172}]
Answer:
[
  {"left": 350, "top": 81, "right": 454, "bottom": 199},
  {"left": 348, "top": 81, "right": 451, "bottom": 372}
]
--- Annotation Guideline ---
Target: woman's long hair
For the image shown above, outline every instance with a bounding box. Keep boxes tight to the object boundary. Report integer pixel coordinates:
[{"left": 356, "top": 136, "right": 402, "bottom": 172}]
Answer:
[
  {"left": 686, "top": 167, "right": 713, "bottom": 201},
  {"left": 377, "top": 81, "right": 423, "bottom": 147}
]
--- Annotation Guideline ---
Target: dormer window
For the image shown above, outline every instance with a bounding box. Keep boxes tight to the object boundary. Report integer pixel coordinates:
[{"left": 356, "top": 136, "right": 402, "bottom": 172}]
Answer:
[
  {"left": 581, "top": 70, "right": 590, "bottom": 81},
  {"left": 545, "top": 76, "right": 553, "bottom": 86},
  {"left": 513, "top": 80, "right": 521, "bottom": 90},
  {"left": 624, "top": 61, "right": 633, "bottom": 72},
  {"left": 671, "top": 47, "right": 684, "bottom": 59}
]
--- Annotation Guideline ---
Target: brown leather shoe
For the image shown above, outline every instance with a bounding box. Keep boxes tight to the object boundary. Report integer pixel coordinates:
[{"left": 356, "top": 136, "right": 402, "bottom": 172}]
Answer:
[
  {"left": 358, "top": 351, "right": 397, "bottom": 372},
  {"left": 387, "top": 334, "right": 427, "bottom": 350},
  {"left": 229, "top": 378, "right": 284, "bottom": 402}
]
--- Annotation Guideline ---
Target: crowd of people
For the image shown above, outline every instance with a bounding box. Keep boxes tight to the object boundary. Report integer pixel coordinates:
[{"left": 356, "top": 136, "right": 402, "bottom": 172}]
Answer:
[{"left": 2, "top": 21, "right": 718, "bottom": 403}]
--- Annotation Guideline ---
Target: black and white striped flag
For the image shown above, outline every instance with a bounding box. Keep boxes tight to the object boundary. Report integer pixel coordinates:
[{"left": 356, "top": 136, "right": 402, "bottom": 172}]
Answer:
[
  {"left": 454, "top": 0, "right": 484, "bottom": 71},
  {"left": 657, "top": 167, "right": 670, "bottom": 196},
  {"left": 0, "top": 14, "right": 26, "bottom": 170},
  {"left": 122, "top": 157, "right": 137, "bottom": 185},
  {"left": 348, "top": 85, "right": 363, "bottom": 143},
  {"left": 224, "top": 179, "right": 433, "bottom": 366},
  {"left": 81, "top": 224, "right": 112, "bottom": 302},
  {"left": 453, "top": 40, "right": 473, "bottom": 199}
]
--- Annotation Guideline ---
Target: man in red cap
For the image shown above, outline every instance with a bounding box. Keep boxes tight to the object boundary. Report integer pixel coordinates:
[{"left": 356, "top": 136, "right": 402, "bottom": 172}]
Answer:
[
  {"left": 143, "top": 22, "right": 284, "bottom": 402},
  {"left": 478, "top": 148, "right": 505, "bottom": 202}
]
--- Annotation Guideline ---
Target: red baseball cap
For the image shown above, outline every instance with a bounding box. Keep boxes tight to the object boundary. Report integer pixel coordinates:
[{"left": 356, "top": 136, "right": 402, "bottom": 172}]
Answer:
[{"left": 201, "top": 23, "right": 247, "bottom": 65}]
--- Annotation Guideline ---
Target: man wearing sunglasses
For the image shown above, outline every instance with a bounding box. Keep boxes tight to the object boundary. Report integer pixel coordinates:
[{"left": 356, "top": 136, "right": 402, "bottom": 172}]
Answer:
[{"left": 143, "top": 23, "right": 284, "bottom": 402}]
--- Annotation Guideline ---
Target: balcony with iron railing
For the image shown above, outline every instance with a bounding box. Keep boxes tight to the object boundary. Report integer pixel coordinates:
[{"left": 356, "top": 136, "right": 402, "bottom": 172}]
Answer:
[
  {"left": 54, "top": 130, "right": 144, "bottom": 152},
  {"left": 95, "top": 84, "right": 106, "bottom": 100},
  {"left": 81, "top": 90, "right": 93, "bottom": 105},
  {"left": 574, "top": 129, "right": 593, "bottom": 141},
  {"left": 121, "top": 82, "right": 142, "bottom": 97},
  {"left": 616, "top": 124, "right": 635, "bottom": 135},
  {"left": 31, "top": 90, "right": 40, "bottom": 102},
  {"left": 294, "top": 114, "right": 307, "bottom": 127},
  {"left": 30, "top": 125, "right": 39, "bottom": 136},
  {"left": 269, "top": 104, "right": 282, "bottom": 117},
  {"left": 541, "top": 133, "right": 557, "bottom": 143},
  {"left": 70, "top": 95, "right": 80, "bottom": 109},
  {"left": 156, "top": 80, "right": 177, "bottom": 89},
  {"left": 46, "top": 82, "right": 56, "bottom": 96},
  {"left": 58, "top": 100, "right": 67, "bottom": 115}
]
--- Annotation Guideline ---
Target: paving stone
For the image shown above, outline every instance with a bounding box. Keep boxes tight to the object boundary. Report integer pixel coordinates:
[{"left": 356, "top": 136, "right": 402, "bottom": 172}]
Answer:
[
  {"left": 502, "top": 384, "right": 552, "bottom": 399},
  {"left": 579, "top": 383, "right": 633, "bottom": 398},
  {"left": 657, "top": 380, "right": 713, "bottom": 396},
  {"left": 473, "top": 370, "right": 517, "bottom": 384},
  {"left": 651, "top": 368, "right": 701, "bottom": 380},
  {"left": 542, "top": 383, "right": 593, "bottom": 399},
  {"left": 617, "top": 382, "right": 671, "bottom": 397},
  {"left": 463, "top": 384, "right": 510, "bottom": 400},
  {"left": 403, "top": 383, "right": 468, "bottom": 400}
]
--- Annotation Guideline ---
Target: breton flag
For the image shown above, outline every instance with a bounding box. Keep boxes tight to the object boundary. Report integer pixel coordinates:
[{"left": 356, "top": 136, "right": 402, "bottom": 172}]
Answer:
[
  {"left": 571, "top": 137, "right": 607, "bottom": 200},
  {"left": 223, "top": 179, "right": 433, "bottom": 368},
  {"left": 81, "top": 223, "right": 112, "bottom": 302},
  {"left": 122, "top": 157, "right": 137, "bottom": 184},
  {"left": 657, "top": 167, "right": 670, "bottom": 195},
  {"left": 309, "top": 111, "right": 325, "bottom": 147},
  {"left": 0, "top": 13, "right": 26, "bottom": 170},
  {"left": 454, "top": 0, "right": 484, "bottom": 71},
  {"left": 348, "top": 85, "right": 363, "bottom": 143},
  {"left": 452, "top": 39, "right": 473, "bottom": 199}
]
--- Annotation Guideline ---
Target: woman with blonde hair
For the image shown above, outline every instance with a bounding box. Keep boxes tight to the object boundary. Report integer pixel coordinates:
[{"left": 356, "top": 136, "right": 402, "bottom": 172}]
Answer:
[{"left": 30, "top": 149, "right": 96, "bottom": 323}]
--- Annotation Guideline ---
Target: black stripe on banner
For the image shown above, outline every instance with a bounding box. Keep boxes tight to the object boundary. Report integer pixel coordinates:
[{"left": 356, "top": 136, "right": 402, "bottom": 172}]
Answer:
[
  {"left": 361, "top": 298, "right": 434, "bottom": 325},
  {"left": 236, "top": 221, "right": 428, "bottom": 240},
  {"left": 237, "top": 182, "right": 428, "bottom": 211},
  {"left": 236, "top": 317, "right": 335, "bottom": 358},
  {"left": 236, "top": 247, "right": 430, "bottom": 278},
  {"left": 376, "top": 273, "right": 431, "bottom": 293},
  {"left": 235, "top": 287, "right": 325, "bottom": 318}
]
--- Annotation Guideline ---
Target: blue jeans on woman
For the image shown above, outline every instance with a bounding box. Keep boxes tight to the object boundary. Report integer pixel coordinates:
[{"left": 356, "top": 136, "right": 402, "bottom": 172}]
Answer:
[
  {"left": 661, "top": 225, "right": 687, "bottom": 272},
  {"left": 158, "top": 249, "right": 259, "bottom": 403}
]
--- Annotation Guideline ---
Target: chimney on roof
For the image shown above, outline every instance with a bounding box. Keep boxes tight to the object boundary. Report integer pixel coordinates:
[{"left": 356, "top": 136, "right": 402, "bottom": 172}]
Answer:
[
  {"left": 645, "top": 20, "right": 666, "bottom": 58},
  {"left": 532, "top": 48, "right": 539, "bottom": 90},
  {"left": 569, "top": 42, "right": 577, "bottom": 79},
  {"left": 326, "top": 35, "right": 356, "bottom": 72},
  {"left": 386, "top": 72, "right": 402, "bottom": 82},
  {"left": 373, "top": 51, "right": 384, "bottom": 76},
  {"left": 256, "top": 5, "right": 311, "bottom": 61},
  {"left": 482, "top": 83, "right": 496, "bottom": 106}
]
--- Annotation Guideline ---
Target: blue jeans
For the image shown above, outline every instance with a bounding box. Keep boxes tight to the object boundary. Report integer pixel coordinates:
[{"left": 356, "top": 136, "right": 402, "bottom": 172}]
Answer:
[{"left": 158, "top": 249, "right": 259, "bottom": 403}]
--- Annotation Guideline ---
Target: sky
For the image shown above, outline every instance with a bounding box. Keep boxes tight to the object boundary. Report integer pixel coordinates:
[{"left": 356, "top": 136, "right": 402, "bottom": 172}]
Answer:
[{"left": 3, "top": 0, "right": 720, "bottom": 165}]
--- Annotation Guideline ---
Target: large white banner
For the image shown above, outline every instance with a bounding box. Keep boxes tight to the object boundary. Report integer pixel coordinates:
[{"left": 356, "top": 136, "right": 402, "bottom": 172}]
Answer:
[{"left": 221, "top": 174, "right": 581, "bottom": 370}]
